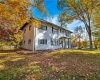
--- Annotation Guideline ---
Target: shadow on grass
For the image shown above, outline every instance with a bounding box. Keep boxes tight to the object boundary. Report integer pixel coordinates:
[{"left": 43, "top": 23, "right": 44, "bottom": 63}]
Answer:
[
  {"left": 0, "top": 49, "right": 100, "bottom": 80},
  {"left": 42, "top": 50, "right": 100, "bottom": 80},
  {"left": 0, "top": 53, "right": 42, "bottom": 80},
  {"left": 0, "top": 50, "right": 16, "bottom": 53}
]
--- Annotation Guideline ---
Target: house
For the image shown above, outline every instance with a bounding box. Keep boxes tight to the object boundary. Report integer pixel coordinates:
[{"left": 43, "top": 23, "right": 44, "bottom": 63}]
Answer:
[{"left": 20, "top": 17, "right": 72, "bottom": 50}]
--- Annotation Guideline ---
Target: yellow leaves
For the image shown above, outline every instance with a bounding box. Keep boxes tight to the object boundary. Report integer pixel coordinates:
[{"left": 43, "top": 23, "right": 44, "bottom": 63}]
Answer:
[
  {"left": 0, "top": 42, "right": 6, "bottom": 46},
  {"left": 35, "top": 21, "right": 41, "bottom": 28},
  {"left": 6, "top": 0, "right": 21, "bottom": 8},
  {"left": 0, "top": 0, "right": 47, "bottom": 30},
  {"left": 31, "top": 17, "right": 41, "bottom": 28},
  {"left": 0, "top": 0, "right": 31, "bottom": 26},
  {"left": 0, "top": 2, "right": 14, "bottom": 20},
  {"left": 0, "top": 65, "right": 4, "bottom": 70}
]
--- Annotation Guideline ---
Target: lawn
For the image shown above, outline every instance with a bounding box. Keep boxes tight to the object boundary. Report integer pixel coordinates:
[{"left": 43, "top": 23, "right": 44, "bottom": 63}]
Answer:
[{"left": 0, "top": 49, "right": 100, "bottom": 80}]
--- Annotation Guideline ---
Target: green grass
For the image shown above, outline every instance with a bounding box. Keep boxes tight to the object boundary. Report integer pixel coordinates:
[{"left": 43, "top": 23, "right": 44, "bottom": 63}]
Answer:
[{"left": 0, "top": 49, "right": 100, "bottom": 80}]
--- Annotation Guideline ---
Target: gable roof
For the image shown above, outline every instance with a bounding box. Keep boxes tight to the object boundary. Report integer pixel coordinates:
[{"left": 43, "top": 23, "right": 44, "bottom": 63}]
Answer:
[
  {"left": 20, "top": 22, "right": 29, "bottom": 30},
  {"left": 20, "top": 17, "right": 73, "bottom": 33}
]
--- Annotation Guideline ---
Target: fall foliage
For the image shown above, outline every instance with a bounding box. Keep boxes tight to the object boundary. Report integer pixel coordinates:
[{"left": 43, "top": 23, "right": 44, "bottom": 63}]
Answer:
[
  {"left": 57, "top": 0, "right": 100, "bottom": 49},
  {"left": 0, "top": 0, "right": 47, "bottom": 43},
  {"left": 0, "top": 49, "right": 100, "bottom": 79}
]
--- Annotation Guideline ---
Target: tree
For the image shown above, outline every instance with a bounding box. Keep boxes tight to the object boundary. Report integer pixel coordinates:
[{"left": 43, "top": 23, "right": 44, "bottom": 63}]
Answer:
[
  {"left": 74, "top": 26, "right": 83, "bottom": 48},
  {"left": 83, "top": 39, "right": 89, "bottom": 48},
  {"left": 57, "top": 0, "right": 100, "bottom": 49},
  {"left": 92, "top": 27, "right": 100, "bottom": 49},
  {"left": 70, "top": 34, "right": 76, "bottom": 48},
  {"left": 92, "top": 8, "right": 100, "bottom": 49},
  {"left": 0, "top": 0, "right": 47, "bottom": 42}
]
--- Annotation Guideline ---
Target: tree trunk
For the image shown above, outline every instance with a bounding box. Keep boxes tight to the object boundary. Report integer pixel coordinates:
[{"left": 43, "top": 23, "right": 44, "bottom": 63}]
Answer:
[
  {"left": 88, "top": 28, "right": 93, "bottom": 49},
  {"left": 79, "top": 37, "right": 80, "bottom": 49}
]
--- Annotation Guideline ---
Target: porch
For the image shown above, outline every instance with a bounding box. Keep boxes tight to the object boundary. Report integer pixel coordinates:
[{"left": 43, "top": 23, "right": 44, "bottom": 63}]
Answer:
[{"left": 59, "top": 37, "right": 71, "bottom": 49}]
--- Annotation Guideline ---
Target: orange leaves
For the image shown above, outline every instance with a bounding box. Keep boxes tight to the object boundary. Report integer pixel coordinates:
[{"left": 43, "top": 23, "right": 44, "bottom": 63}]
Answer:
[
  {"left": 6, "top": 0, "right": 21, "bottom": 8},
  {"left": 0, "top": 0, "right": 47, "bottom": 42},
  {"left": 0, "top": 0, "right": 31, "bottom": 42}
]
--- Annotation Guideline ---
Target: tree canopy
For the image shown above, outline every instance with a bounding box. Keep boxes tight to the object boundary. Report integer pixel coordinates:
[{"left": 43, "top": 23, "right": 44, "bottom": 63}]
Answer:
[
  {"left": 57, "top": 0, "right": 100, "bottom": 49},
  {"left": 0, "top": 0, "right": 47, "bottom": 42}
]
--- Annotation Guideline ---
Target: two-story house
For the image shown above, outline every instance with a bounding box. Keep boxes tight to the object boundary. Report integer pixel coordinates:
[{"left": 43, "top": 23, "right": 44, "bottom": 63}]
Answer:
[{"left": 20, "top": 17, "right": 72, "bottom": 50}]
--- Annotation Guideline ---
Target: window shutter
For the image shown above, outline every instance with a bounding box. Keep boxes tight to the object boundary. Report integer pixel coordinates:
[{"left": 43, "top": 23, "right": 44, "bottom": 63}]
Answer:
[
  {"left": 38, "top": 39, "right": 40, "bottom": 45},
  {"left": 51, "top": 39, "right": 52, "bottom": 45},
  {"left": 46, "top": 39, "right": 47, "bottom": 45},
  {"left": 46, "top": 26, "right": 47, "bottom": 30},
  {"left": 52, "top": 27, "right": 53, "bottom": 33}
]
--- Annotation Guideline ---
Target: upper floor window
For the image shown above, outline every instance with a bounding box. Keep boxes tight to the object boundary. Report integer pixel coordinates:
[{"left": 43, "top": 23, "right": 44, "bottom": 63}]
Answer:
[
  {"left": 28, "top": 39, "right": 31, "bottom": 44},
  {"left": 39, "top": 25, "right": 47, "bottom": 30},
  {"left": 52, "top": 27, "right": 58, "bottom": 34},
  {"left": 24, "top": 29, "right": 26, "bottom": 33},
  {"left": 51, "top": 39, "right": 60, "bottom": 46},
  {"left": 60, "top": 29, "right": 64, "bottom": 33},
  {"left": 29, "top": 25, "right": 31, "bottom": 31},
  {"left": 38, "top": 39, "right": 47, "bottom": 45},
  {"left": 66, "top": 32, "right": 69, "bottom": 37}
]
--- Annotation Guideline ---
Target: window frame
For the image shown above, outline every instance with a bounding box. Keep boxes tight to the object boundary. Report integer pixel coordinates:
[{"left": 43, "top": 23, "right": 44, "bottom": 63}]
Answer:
[
  {"left": 24, "top": 40, "right": 25, "bottom": 44},
  {"left": 28, "top": 39, "right": 31, "bottom": 44},
  {"left": 60, "top": 29, "right": 64, "bottom": 33},
  {"left": 66, "top": 32, "right": 70, "bottom": 37},
  {"left": 52, "top": 27, "right": 58, "bottom": 34},
  {"left": 38, "top": 39, "right": 47, "bottom": 45},
  {"left": 51, "top": 39, "right": 60, "bottom": 46},
  {"left": 39, "top": 25, "right": 47, "bottom": 30},
  {"left": 24, "top": 29, "right": 26, "bottom": 33},
  {"left": 29, "top": 25, "right": 31, "bottom": 31}
]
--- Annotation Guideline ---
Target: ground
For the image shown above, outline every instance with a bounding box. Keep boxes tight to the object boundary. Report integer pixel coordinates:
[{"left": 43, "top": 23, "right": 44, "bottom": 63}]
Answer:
[{"left": 0, "top": 49, "right": 100, "bottom": 80}]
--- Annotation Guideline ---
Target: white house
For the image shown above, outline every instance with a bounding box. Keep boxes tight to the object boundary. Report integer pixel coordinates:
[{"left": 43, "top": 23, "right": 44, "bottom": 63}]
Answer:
[{"left": 20, "top": 17, "right": 72, "bottom": 50}]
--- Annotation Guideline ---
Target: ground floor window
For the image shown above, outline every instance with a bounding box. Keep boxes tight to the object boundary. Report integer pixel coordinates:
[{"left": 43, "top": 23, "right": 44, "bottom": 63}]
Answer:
[
  {"left": 51, "top": 39, "right": 60, "bottom": 46},
  {"left": 24, "top": 40, "right": 25, "bottom": 44},
  {"left": 28, "top": 39, "right": 31, "bottom": 44},
  {"left": 38, "top": 39, "right": 47, "bottom": 45}
]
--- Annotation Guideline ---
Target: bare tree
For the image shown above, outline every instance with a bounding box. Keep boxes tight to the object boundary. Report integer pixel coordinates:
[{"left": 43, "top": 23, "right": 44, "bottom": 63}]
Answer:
[{"left": 74, "top": 26, "right": 83, "bottom": 49}]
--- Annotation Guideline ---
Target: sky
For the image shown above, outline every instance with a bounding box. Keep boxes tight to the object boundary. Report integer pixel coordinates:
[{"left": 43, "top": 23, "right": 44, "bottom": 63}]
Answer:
[{"left": 32, "top": 0, "right": 85, "bottom": 32}]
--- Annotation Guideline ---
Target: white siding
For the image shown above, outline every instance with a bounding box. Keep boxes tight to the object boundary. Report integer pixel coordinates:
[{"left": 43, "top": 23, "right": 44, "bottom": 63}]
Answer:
[
  {"left": 34, "top": 22, "right": 71, "bottom": 50},
  {"left": 22, "top": 22, "right": 71, "bottom": 51}
]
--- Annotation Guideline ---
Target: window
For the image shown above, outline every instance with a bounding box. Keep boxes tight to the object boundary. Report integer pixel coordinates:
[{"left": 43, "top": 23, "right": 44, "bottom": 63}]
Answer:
[
  {"left": 28, "top": 39, "right": 31, "bottom": 44},
  {"left": 38, "top": 39, "right": 47, "bottom": 45},
  {"left": 24, "top": 29, "right": 26, "bottom": 33},
  {"left": 60, "top": 29, "right": 63, "bottom": 33},
  {"left": 24, "top": 40, "right": 25, "bottom": 44},
  {"left": 66, "top": 32, "right": 69, "bottom": 37},
  {"left": 39, "top": 25, "right": 47, "bottom": 30},
  {"left": 51, "top": 39, "right": 60, "bottom": 46},
  {"left": 52, "top": 27, "right": 58, "bottom": 34},
  {"left": 29, "top": 25, "right": 31, "bottom": 30}
]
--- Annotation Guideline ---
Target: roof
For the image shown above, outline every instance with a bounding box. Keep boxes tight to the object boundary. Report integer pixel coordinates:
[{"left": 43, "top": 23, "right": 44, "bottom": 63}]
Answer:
[
  {"left": 20, "top": 17, "right": 73, "bottom": 33},
  {"left": 20, "top": 22, "right": 29, "bottom": 30}
]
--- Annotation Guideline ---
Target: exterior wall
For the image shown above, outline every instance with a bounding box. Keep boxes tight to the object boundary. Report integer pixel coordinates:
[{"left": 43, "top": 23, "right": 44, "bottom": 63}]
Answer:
[
  {"left": 34, "top": 22, "right": 71, "bottom": 50},
  {"left": 22, "top": 23, "right": 34, "bottom": 50},
  {"left": 22, "top": 21, "right": 71, "bottom": 51}
]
